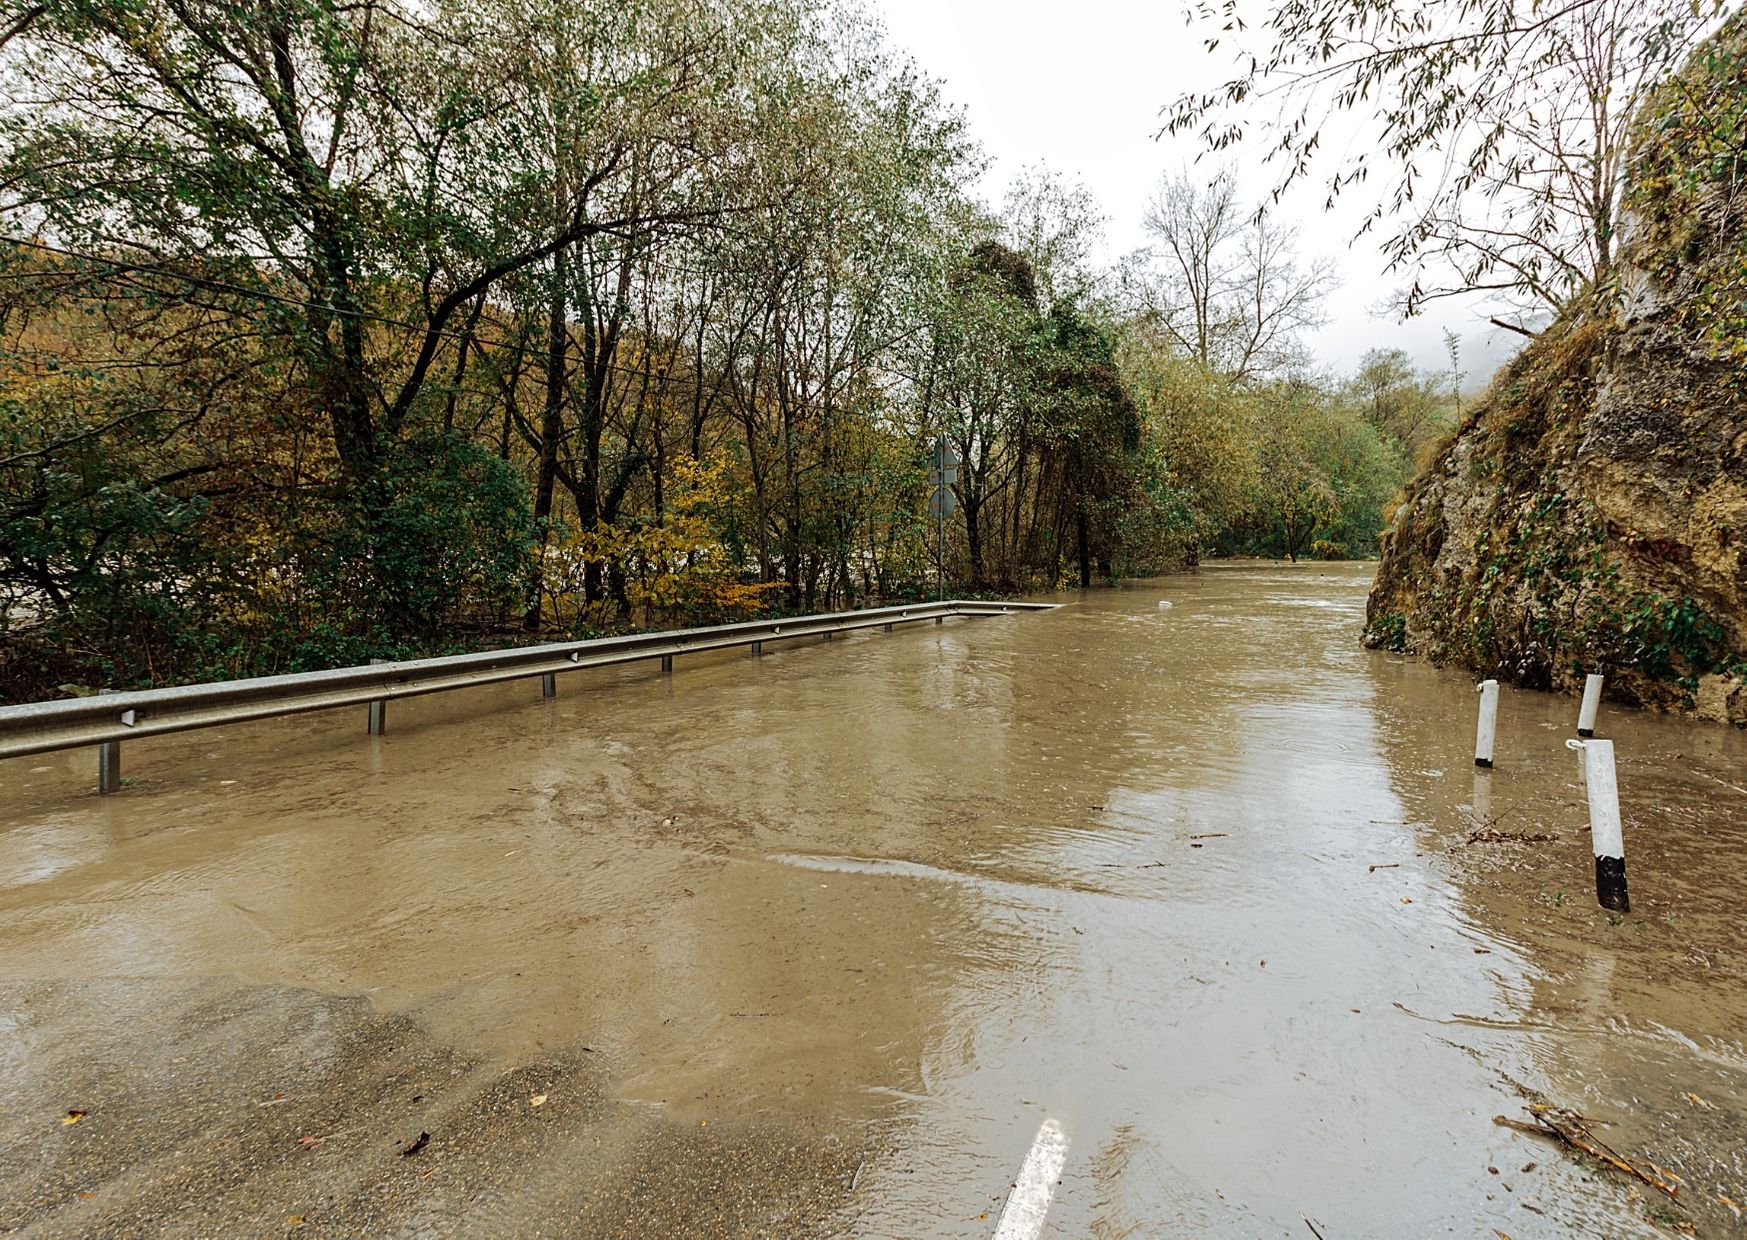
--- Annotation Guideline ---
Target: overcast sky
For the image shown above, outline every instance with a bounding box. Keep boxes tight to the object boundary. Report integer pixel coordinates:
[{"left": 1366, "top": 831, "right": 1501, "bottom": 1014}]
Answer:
[{"left": 870, "top": 0, "right": 1524, "bottom": 382}]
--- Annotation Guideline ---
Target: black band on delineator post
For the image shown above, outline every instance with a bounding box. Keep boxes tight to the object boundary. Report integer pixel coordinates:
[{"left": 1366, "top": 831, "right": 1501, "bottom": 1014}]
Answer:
[
  {"left": 1474, "top": 757, "right": 1493, "bottom": 769},
  {"left": 1578, "top": 728, "right": 1594, "bottom": 738},
  {"left": 1595, "top": 855, "right": 1629, "bottom": 912}
]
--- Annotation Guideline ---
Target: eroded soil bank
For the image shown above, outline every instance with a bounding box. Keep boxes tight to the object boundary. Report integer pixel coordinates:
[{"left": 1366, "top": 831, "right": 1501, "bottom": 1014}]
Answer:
[{"left": 2, "top": 563, "right": 1744, "bottom": 1236}]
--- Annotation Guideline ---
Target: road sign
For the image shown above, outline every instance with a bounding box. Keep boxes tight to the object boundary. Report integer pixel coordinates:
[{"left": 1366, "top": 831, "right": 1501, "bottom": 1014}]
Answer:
[
  {"left": 928, "top": 487, "right": 957, "bottom": 519},
  {"left": 931, "top": 438, "right": 960, "bottom": 471},
  {"left": 928, "top": 465, "right": 958, "bottom": 487}
]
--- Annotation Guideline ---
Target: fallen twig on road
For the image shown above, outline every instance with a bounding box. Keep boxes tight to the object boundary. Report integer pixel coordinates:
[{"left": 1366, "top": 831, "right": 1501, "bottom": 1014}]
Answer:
[
  {"left": 1493, "top": 1107, "right": 1680, "bottom": 1198},
  {"left": 1465, "top": 828, "right": 1558, "bottom": 845}
]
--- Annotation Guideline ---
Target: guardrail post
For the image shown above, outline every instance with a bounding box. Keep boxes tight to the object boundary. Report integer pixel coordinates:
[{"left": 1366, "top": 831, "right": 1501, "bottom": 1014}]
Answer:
[
  {"left": 750, "top": 641, "right": 762, "bottom": 656},
  {"left": 92, "top": 688, "right": 123, "bottom": 794},
  {"left": 660, "top": 654, "right": 673, "bottom": 675},
  {"left": 368, "top": 658, "right": 388, "bottom": 735},
  {"left": 541, "top": 673, "right": 556, "bottom": 699},
  {"left": 935, "top": 616, "right": 943, "bottom": 625},
  {"left": 97, "top": 739, "right": 121, "bottom": 794}
]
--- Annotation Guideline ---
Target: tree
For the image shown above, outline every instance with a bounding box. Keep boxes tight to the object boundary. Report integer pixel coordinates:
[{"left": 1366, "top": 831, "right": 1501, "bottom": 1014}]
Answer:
[
  {"left": 1249, "top": 386, "right": 1336, "bottom": 562},
  {"left": 3, "top": 0, "right": 679, "bottom": 476},
  {"left": 1117, "top": 326, "right": 1257, "bottom": 562},
  {"left": 1127, "top": 170, "right": 1335, "bottom": 384},
  {"left": 1305, "top": 406, "right": 1409, "bottom": 559},
  {"left": 929, "top": 239, "right": 1039, "bottom": 586},
  {"left": 1349, "top": 348, "right": 1449, "bottom": 452},
  {"left": 1000, "top": 167, "right": 1104, "bottom": 309},
  {"left": 1443, "top": 329, "right": 1467, "bottom": 423},
  {"left": 1162, "top": 0, "right": 1723, "bottom": 321},
  {"left": 3, "top": 0, "right": 1407, "bottom": 698},
  {"left": 1034, "top": 304, "right": 1143, "bottom": 586}
]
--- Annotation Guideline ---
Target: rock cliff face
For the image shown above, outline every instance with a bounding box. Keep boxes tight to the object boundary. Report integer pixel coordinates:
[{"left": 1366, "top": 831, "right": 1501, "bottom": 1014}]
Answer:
[{"left": 1365, "top": 17, "right": 1747, "bottom": 724}]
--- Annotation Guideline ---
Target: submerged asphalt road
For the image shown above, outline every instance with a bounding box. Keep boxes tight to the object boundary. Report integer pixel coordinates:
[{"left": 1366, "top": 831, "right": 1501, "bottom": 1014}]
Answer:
[{"left": 3, "top": 563, "right": 1745, "bottom": 1237}]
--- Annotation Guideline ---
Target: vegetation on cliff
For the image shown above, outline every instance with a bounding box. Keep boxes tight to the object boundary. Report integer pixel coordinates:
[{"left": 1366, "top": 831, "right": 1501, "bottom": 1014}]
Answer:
[{"left": 1363, "top": 13, "right": 1747, "bottom": 722}]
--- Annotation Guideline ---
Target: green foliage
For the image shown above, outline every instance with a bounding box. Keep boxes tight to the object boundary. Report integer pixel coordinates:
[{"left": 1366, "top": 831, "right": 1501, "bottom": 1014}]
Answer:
[
  {"left": 1625, "top": 10, "right": 1747, "bottom": 364},
  {"left": 1584, "top": 592, "right": 1729, "bottom": 693},
  {"left": 1366, "top": 611, "right": 1408, "bottom": 652},
  {"left": 295, "top": 434, "right": 536, "bottom": 653},
  {"left": 1203, "top": 375, "right": 1413, "bottom": 563},
  {"left": 1349, "top": 348, "right": 1454, "bottom": 453}
]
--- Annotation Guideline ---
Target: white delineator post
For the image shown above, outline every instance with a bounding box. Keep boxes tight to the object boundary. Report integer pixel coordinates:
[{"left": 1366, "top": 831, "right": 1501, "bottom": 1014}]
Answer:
[
  {"left": 1474, "top": 679, "right": 1500, "bottom": 768},
  {"left": 1567, "top": 738, "right": 1629, "bottom": 912},
  {"left": 1578, "top": 673, "right": 1605, "bottom": 737}
]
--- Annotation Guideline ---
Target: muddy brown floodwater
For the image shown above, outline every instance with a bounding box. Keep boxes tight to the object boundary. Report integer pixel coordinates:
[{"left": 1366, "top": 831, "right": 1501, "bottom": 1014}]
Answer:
[{"left": 3, "top": 562, "right": 1746, "bottom": 1238}]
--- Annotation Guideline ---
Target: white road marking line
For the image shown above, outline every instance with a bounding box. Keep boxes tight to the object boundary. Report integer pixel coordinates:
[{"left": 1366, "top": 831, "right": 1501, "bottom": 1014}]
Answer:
[{"left": 992, "top": 1117, "right": 1070, "bottom": 1240}]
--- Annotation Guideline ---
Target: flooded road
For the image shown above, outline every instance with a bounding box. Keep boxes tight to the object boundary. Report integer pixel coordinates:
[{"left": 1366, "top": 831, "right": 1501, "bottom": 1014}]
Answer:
[{"left": 3, "top": 562, "right": 1745, "bottom": 1237}]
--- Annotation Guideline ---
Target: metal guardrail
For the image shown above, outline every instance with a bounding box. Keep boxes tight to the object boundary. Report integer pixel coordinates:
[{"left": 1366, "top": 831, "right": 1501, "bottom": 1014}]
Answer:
[{"left": 0, "top": 600, "right": 1058, "bottom": 782}]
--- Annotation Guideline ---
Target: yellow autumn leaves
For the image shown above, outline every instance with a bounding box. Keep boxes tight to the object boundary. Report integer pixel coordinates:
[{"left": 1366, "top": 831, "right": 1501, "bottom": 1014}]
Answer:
[{"left": 541, "top": 456, "right": 779, "bottom": 627}]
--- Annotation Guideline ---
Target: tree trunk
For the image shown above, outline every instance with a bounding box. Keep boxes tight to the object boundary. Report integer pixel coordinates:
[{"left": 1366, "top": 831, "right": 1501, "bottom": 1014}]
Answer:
[
  {"left": 526, "top": 243, "right": 569, "bottom": 631},
  {"left": 1076, "top": 504, "right": 1091, "bottom": 588},
  {"left": 307, "top": 208, "right": 375, "bottom": 480},
  {"left": 963, "top": 493, "right": 983, "bottom": 585}
]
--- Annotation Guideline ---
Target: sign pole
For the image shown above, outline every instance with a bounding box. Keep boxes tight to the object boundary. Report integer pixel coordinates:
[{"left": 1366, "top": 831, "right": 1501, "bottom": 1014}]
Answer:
[
  {"left": 938, "top": 469, "right": 944, "bottom": 603},
  {"left": 929, "top": 433, "right": 958, "bottom": 605}
]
